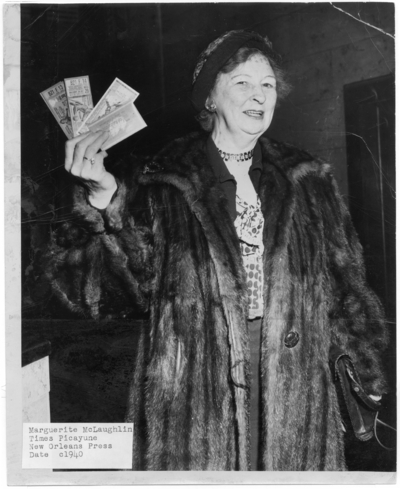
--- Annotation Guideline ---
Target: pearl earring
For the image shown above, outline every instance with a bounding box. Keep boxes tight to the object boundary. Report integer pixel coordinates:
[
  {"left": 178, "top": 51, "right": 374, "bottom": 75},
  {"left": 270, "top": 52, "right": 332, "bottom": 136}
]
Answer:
[{"left": 207, "top": 103, "right": 217, "bottom": 112}]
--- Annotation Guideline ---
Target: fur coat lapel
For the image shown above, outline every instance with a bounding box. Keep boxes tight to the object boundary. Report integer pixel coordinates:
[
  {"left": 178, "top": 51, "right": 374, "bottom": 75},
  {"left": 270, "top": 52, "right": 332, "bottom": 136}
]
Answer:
[{"left": 138, "top": 134, "right": 251, "bottom": 469}]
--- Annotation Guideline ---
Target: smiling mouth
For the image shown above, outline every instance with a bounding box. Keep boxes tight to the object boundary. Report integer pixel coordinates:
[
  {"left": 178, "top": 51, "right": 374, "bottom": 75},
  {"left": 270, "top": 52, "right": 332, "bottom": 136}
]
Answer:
[{"left": 244, "top": 110, "right": 264, "bottom": 118}]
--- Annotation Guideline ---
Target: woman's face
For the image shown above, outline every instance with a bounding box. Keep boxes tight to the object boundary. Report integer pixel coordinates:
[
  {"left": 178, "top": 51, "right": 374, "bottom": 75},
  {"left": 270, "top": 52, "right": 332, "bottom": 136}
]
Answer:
[{"left": 210, "top": 54, "right": 277, "bottom": 141}]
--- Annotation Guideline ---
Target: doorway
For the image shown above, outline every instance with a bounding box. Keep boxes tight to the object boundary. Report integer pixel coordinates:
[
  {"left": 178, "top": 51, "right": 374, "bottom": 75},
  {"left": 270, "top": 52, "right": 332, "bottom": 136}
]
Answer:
[{"left": 344, "top": 73, "right": 396, "bottom": 470}]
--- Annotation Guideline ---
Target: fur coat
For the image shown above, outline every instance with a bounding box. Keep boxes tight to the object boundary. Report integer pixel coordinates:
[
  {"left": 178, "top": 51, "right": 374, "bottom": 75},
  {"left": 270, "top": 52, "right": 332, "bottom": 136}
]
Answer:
[{"left": 45, "top": 131, "right": 388, "bottom": 471}]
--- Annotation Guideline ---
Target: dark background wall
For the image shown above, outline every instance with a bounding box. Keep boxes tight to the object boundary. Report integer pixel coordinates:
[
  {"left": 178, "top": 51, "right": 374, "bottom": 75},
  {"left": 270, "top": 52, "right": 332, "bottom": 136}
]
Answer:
[{"left": 20, "top": 3, "right": 396, "bottom": 470}]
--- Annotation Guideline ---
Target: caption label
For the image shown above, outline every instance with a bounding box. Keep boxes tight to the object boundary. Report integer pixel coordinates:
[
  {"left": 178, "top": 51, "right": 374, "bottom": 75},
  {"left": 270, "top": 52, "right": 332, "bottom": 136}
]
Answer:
[{"left": 23, "top": 423, "right": 133, "bottom": 469}]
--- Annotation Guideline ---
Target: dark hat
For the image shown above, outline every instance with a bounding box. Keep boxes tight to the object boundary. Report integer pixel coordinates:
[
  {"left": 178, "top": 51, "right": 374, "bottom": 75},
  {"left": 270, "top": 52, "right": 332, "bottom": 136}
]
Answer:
[{"left": 191, "top": 30, "right": 279, "bottom": 112}]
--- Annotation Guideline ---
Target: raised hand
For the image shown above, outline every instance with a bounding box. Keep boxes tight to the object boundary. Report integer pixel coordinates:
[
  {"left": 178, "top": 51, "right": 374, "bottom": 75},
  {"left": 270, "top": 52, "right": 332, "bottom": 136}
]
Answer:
[{"left": 65, "top": 130, "right": 117, "bottom": 209}]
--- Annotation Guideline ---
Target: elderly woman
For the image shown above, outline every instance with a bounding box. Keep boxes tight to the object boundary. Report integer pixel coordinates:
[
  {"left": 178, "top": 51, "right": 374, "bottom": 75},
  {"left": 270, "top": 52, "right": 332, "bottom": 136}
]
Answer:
[{"left": 46, "top": 30, "right": 388, "bottom": 471}]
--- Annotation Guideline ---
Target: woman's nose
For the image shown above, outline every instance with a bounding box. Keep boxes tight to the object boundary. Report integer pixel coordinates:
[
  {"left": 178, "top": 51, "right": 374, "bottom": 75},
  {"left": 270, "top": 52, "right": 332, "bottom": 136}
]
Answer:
[{"left": 252, "top": 85, "right": 266, "bottom": 104}]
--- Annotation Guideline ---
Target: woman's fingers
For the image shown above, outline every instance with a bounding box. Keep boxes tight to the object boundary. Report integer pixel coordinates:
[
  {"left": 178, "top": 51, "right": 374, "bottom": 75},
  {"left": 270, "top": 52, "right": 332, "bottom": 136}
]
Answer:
[
  {"left": 71, "top": 132, "right": 102, "bottom": 173},
  {"left": 369, "top": 394, "right": 382, "bottom": 401},
  {"left": 65, "top": 132, "right": 94, "bottom": 172},
  {"left": 64, "top": 131, "right": 114, "bottom": 196},
  {"left": 65, "top": 130, "right": 110, "bottom": 175},
  {"left": 80, "top": 150, "right": 108, "bottom": 181},
  {"left": 71, "top": 131, "right": 108, "bottom": 176},
  {"left": 78, "top": 130, "right": 110, "bottom": 162}
]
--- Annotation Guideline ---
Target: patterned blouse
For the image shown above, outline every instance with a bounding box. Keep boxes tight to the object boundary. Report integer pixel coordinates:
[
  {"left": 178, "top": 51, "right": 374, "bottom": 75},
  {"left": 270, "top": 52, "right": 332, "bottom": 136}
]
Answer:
[{"left": 234, "top": 195, "right": 264, "bottom": 319}]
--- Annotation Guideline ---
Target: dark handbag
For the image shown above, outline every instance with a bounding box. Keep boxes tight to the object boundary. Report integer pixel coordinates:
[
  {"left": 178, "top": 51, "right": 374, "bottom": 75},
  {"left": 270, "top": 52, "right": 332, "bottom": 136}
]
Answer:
[{"left": 329, "top": 345, "right": 395, "bottom": 450}]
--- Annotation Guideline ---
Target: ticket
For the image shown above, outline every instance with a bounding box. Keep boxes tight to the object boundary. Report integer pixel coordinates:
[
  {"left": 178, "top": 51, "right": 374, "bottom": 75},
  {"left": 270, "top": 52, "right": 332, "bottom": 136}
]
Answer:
[
  {"left": 40, "top": 81, "right": 74, "bottom": 139},
  {"left": 64, "top": 76, "right": 94, "bottom": 136},
  {"left": 87, "top": 102, "right": 147, "bottom": 151},
  {"left": 77, "top": 78, "right": 139, "bottom": 134}
]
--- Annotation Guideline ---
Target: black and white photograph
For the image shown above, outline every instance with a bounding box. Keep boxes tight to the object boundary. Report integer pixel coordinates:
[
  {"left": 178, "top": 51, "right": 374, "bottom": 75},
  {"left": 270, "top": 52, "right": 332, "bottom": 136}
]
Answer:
[{"left": 5, "top": 1, "right": 396, "bottom": 484}]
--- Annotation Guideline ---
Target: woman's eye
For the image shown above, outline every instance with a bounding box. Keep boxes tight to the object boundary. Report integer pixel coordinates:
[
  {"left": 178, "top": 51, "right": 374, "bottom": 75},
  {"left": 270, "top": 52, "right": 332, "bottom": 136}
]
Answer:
[
  {"left": 263, "top": 83, "right": 275, "bottom": 89},
  {"left": 237, "top": 81, "right": 248, "bottom": 86}
]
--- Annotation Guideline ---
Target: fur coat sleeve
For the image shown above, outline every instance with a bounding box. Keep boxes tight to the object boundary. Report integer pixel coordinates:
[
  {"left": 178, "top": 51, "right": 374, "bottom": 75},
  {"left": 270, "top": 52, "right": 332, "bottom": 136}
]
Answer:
[
  {"left": 316, "top": 168, "right": 389, "bottom": 395},
  {"left": 43, "top": 158, "right": 155, "bottom": 319}
]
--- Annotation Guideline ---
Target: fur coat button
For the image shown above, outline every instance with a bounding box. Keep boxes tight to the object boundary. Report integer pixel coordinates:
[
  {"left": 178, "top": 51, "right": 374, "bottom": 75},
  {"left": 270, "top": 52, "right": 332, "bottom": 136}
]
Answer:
[{"left": 284, "top": 331, "right": 299, "bottom": 348}]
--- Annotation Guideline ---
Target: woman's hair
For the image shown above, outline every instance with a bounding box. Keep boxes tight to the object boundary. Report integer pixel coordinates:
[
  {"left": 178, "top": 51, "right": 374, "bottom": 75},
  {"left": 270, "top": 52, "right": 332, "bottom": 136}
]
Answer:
[{"left": 196, "top": 46, "right": 291, "bottom": 132}]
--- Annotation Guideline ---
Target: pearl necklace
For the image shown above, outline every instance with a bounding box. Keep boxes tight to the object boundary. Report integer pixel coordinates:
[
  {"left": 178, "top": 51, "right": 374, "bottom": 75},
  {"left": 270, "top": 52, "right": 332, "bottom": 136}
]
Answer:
[{"left": 217, "top": 147, "right": 254, "bottom": 162}]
